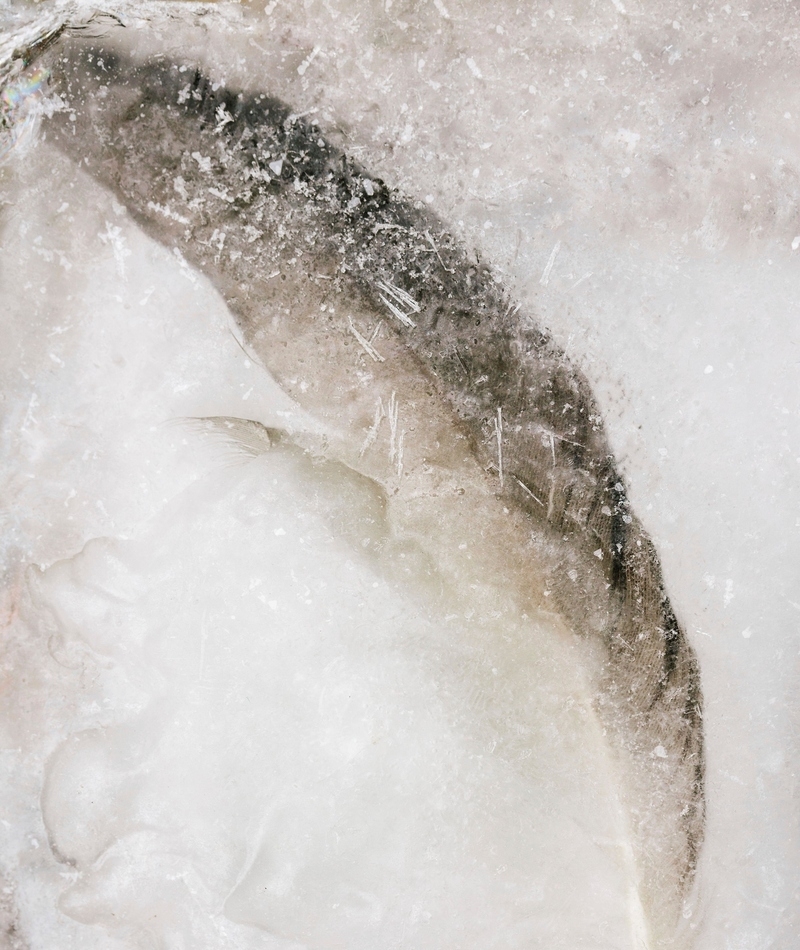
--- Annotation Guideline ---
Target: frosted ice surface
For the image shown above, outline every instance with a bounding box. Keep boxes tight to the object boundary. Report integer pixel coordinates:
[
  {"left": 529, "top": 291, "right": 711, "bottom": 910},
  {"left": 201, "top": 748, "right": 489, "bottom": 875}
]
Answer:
[
  {"left": 0, "top": 2, "right": 798, "bottom": 949},
  {"left": 2, "top": 124, "right": 642, "bottom": 950},
  {"left": 1, "top": 143, "right": 641, "bottom": 950}
]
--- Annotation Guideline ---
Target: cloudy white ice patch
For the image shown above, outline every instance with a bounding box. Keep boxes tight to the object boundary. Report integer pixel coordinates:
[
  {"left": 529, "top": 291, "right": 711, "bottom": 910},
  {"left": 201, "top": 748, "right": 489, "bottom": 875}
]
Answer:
[
  {"left": 0, "top": 2, "right": 799, "bottom": 949},
  {"left": 2, "top": 142, "right": 650, "bottom": 950}
]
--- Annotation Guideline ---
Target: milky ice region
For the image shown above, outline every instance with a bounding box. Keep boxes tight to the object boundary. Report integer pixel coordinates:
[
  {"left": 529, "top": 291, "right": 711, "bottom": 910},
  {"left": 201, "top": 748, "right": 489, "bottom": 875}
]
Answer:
[{"left": 0, "top": 2, "right": 798, "bottom": 950}]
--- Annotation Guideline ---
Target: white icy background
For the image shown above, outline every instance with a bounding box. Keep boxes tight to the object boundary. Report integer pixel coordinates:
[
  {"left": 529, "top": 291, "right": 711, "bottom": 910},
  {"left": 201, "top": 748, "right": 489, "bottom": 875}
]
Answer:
[{"left": 1, "top": 1, "right": 798, "bottom": 948}]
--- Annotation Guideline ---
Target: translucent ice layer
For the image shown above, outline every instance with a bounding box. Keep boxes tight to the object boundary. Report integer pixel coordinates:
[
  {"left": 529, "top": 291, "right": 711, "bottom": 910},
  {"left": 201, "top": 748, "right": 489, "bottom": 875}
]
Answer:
[
  {"left": 0, "top": 2, "right": 798, "bottom": 949},
  {"left": 2, "top": 148, "right": 645, "bottom": 950}
]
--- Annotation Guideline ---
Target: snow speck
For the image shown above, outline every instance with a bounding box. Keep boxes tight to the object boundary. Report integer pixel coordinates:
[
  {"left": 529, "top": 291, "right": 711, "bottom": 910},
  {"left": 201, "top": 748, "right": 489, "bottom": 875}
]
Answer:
[
  {"left": 191, "top": 152, "right": 212, "bottom": 174},
  {"left": 466, "top": 58, "right": 483, "bottom": 79},
  {"left": 724, "top": 579, "right": 734, "bottom": 607},
  {"left": 297, "top": 47, "right": 321, "bottom": 77}
]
